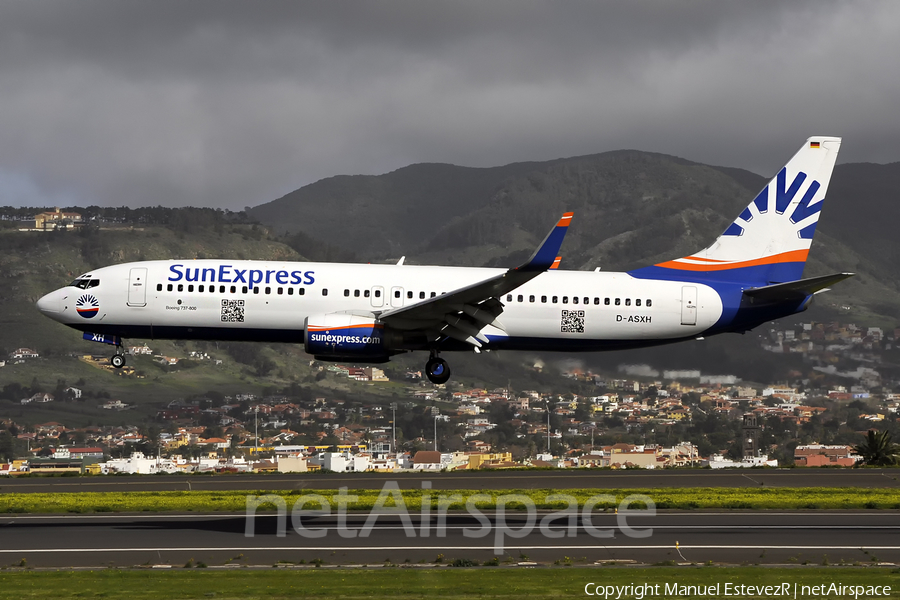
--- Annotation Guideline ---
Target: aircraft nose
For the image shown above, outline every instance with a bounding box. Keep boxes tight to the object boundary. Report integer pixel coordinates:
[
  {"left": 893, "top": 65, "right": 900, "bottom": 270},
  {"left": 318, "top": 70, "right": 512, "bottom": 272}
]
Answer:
[{"left": 36, "top": 290, "right": 61, "bottom": 314}]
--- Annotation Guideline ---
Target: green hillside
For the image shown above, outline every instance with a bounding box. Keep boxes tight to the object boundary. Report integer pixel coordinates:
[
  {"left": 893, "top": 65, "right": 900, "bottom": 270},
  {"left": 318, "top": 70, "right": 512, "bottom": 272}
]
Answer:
[
  {"left": 1, "top": 151, "right": 899, "bottom": 425},
  {"left": 0, "top": 223, "right": 302, "bottom": 358}
]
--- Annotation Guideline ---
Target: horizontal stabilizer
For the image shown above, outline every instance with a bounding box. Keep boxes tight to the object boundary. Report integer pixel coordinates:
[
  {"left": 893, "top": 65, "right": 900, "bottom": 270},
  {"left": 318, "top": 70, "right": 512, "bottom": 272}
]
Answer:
[{"left": 743, "top": 272, "right": 854, "bottom": 302}]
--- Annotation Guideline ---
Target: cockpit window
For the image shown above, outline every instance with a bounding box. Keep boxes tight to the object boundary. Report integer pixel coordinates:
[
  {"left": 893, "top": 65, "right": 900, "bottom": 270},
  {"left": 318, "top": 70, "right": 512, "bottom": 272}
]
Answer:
[{"left": 68, "top": 278, "right": 99, "bottom": 289}]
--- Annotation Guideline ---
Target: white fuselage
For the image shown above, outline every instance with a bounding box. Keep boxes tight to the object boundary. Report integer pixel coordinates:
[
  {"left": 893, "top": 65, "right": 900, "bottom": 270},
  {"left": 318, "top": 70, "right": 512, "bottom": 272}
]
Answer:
[{"left": 38, "top": 259, "right": 723, "bottom": 351}]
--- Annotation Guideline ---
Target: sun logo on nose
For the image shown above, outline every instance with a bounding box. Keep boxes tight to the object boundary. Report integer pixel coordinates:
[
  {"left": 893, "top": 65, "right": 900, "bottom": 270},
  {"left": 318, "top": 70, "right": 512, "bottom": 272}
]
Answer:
[{"left": 75, "top": 294, "right": 100, "bottom": 319}]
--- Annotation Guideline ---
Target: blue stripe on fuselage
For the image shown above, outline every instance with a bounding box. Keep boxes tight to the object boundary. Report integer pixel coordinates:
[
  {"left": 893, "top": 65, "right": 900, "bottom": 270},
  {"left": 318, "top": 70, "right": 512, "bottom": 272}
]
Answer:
[{"left": 628, "top": 263, "right": 811, "bottom": 335}]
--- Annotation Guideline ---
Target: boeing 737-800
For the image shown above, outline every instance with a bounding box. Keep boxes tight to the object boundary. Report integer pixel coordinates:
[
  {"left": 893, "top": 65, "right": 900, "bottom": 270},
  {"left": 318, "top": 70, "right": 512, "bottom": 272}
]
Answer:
[{"left": 37, "top": 137, "right": 852, "bottom": 384}]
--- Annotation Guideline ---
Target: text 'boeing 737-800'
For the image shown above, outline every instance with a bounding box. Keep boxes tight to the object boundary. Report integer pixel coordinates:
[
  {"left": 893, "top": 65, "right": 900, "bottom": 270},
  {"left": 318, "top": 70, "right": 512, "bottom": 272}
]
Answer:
[{"left": 37, "top": 137, "right": 853, "bottom": 384}]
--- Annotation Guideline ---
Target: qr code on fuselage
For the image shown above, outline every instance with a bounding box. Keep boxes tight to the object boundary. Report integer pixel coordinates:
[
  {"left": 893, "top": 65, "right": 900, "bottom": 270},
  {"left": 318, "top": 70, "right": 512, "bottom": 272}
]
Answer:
[
  {"left": 221, "top": 299, "right": 245, "bottom": 322},
  {"left": 561, "top": 309, "right": 585, "bottom": 333}
]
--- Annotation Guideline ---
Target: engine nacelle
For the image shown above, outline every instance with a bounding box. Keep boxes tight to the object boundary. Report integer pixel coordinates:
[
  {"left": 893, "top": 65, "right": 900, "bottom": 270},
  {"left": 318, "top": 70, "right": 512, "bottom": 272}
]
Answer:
[{"left": 304, "top": 313, "right": 394, "bottom": 362}]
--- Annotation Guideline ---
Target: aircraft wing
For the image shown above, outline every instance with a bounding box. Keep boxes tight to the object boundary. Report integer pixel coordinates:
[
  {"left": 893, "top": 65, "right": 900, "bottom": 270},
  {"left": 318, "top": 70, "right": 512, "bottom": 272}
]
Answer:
[
  {"left": 743, "top": 272, "right": 855, "bottom": 302},
  {"left": 378, "top": 212, "right": 573, "bottom": 348}
]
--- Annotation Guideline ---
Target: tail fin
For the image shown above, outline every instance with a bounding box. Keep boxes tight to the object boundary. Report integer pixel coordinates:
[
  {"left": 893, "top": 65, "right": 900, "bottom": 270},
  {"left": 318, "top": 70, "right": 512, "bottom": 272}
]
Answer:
[{"left": 630, "top": 136, "right": 841, "bottom": 285}]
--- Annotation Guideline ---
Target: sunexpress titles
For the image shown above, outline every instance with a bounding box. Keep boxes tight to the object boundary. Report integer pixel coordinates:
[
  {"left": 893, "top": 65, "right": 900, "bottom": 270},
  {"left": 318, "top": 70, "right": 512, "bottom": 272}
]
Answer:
[{"left": 167, "top": 263, "right": 315, "bottom": 290}]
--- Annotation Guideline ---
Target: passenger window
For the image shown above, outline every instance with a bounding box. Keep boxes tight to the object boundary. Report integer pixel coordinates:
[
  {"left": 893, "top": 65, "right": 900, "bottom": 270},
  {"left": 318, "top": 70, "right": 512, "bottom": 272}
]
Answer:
[
  {"left": 572, "top": 297, "right": 579, "bottom": 305},
  {"left": 177, "top": 284, "right": 183, "bottom": 292},
  {"left": 157, "top": 284, "right": 163, "bottom": 292},
  {"left": 288, "top": 288, "right": 294, "bottom": 296},
  {"left": 277, "top": 288, "right": 283, "bottom": 295},
  {"left": 517, "top": 294, "right": 523, "bottom": 302},
  {"left": 647, "top": 299, "right": 652, "bottom": 307},
  {"left": 507, "top": 294, "right": 513, "bottom": 302},
  {"left": 419, "top": 292, "right": 425, "bottom": 299},
  {"left": 394, "top": 290, "right": 401, "bottom": 298},
  {"left": 188, "top": 285, "right": 194, "bottom": 292},
  {"left": 636, "top": 299, "right": 641, "bottom": 307},
  {"left": 231, "top": 286, "right": 237, "bottom": 294},
  {"left": 364, "top": 290, "right": 370, "bottom": 298},
  {"left": 529, "top": 295, "right": 535, "bottom": 303},
  {"left": 615, "top": 298, "right": 621, "bottom": 306},
  {"left": 264, "top": 287, "right": 270, "bottom": 294},
  {"left": 253, "top": 287, "right": 260, "bottom": 295},
  {"left": 431, "top": 292, "right": 436, "bottom": 298},
  {"left": 594, "top": 298, "right": 600, "bottom": 305},
  {"left": 344, "top": 289, "right": 350, "bottom": 297},
  {"left": 299, "top": 288, "right": 305, "bottom": 296},
  {"left": 625, "top": 298, "right": 631, "bottom": 306},
  {"left": 354, "top": 290, "right": 360, "bottom": 297},
  {"left": 541, "top": 296, "right": 547, "bottom": 303},
  {"left": 584, "top": 297, "right": 589, "bottom": 305},
  {"left": 219, "top": 285, "right": 225, "bottom": 293},
  {"left": 199, "top": 285, "right": 205, "bottom": 293},
  {"left": 407, "top": 291, "right": 413, "bottom": 299},
  {"left": 323, "top": 289, "right": 329, "bottom": 296},
  {"left": 374, "top": 289, "right": 380, "bottom": 298},
  {"left": 604, "top": 298, "right": 610, "bottom": 305},
  {"left": 562, "top": 296, "right": 568, "bottom": 304},
  {"left": 242, "top": 286, "right": 248, "bottom": 294},
  {"left": 552, "top": 296, "right": 558, "bottom": 303}
]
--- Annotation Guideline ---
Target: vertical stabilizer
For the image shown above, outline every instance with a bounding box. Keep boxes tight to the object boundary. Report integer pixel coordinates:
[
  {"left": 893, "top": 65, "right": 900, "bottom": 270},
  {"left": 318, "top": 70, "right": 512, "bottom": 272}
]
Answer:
[{"left": 630, "top": 136, "right": 841, "bottom": 285}]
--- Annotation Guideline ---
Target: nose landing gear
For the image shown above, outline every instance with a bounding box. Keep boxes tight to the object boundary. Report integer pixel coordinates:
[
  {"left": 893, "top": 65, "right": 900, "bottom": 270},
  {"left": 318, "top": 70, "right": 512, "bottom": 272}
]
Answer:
[
  {"left": 82, "top": 332, "right": 127, "bottom": 368},
  {"left": 425, "top": 352, "right": 451, "bottom": 385},
  {"left": 110, "top": 351, "right": 126, "bottom": 369}
]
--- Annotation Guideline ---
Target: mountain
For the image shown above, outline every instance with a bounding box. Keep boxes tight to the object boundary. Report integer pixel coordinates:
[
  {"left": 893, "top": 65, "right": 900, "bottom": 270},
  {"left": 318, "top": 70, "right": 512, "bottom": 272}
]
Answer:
[{"left": 249, "top": 151, "right": 900, "bottom": 326}]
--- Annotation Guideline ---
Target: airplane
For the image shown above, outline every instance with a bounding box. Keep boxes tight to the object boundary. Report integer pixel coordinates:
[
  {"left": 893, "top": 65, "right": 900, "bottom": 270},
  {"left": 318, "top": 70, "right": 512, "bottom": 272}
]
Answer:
[{"left": 37, "top": 136, "right": 852, "bottom": 384}]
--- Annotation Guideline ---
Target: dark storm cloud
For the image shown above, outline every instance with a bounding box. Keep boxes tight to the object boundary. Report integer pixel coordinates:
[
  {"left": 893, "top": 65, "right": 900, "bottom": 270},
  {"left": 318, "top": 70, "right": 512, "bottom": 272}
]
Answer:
[{"left": 0, "top": 1, "right": 897, "bottom": 209}]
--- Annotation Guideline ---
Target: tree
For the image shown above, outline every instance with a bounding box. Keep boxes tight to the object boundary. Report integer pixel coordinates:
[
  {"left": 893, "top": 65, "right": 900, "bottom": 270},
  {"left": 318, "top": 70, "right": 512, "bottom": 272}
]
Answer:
[
  {"left": 0, "top": 431, "right": 17, "bottom": 459},
  {"left": 854, "top": 430, "right": 900, "bottom": 466}
]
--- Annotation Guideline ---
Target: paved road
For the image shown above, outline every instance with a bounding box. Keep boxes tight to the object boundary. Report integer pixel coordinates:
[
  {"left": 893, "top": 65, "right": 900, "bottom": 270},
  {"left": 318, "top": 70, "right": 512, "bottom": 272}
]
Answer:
[
  {"left": 4, "top": 469, "right": 900, "bottom": 493},
  {"left": 2, "top": 511, "right": 899, "bottom": 568}
]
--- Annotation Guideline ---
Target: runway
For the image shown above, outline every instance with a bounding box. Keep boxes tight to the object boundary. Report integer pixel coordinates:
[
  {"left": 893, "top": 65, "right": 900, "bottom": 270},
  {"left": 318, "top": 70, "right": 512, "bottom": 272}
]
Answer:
[
  {"left": 3, "top": 468, "right": 900, "bottom": 493},
  {"left": 2, "top": 511, "right": 899, "bottom": 568}
]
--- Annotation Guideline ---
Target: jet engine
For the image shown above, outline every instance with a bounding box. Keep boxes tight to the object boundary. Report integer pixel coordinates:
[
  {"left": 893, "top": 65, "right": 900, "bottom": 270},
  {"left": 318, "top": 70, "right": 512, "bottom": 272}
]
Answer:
[{"left": 304, "top": 313, "right": 398, "bottom": 363}]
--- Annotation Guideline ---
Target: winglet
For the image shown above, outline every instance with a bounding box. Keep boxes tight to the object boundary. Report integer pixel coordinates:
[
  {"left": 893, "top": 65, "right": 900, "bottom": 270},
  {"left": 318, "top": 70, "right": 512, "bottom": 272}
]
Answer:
[
  {"left": 549, "top": 257, "right": 562, "bottom": 270},
  {"left": 518, "top": 212, "right": 573, "bottom": 272}
]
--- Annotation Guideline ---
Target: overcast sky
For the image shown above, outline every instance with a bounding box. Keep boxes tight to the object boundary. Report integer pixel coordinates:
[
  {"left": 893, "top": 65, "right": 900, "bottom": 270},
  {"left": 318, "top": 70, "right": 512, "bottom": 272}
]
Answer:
[{"left": 2, "top": 1, "right": 899, "bottom": 210}]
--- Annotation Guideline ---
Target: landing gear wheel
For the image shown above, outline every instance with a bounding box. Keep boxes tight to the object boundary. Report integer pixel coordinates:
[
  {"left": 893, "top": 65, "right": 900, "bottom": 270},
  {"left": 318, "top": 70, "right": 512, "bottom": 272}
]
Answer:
[
  {"left": 110, "top": 354, "right": 126, "bottom": 369},
  {"left": 425, "top": 357, "right": 451, "bottom": 385}
]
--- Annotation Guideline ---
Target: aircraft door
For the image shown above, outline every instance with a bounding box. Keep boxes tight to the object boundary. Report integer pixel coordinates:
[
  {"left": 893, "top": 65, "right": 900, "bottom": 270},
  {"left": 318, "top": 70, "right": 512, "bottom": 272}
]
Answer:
[
  {"left": 681, "top": 286, "right": 697, "bottom": 326},
  {"left": 370, "top": 286, "right": 384, "bottom": 308},
  {"left": 390, "top": 286, "right": 404, "bottom": 308},
  {"left": 127, "top": 267, "right": 148, "bottom": 307}
]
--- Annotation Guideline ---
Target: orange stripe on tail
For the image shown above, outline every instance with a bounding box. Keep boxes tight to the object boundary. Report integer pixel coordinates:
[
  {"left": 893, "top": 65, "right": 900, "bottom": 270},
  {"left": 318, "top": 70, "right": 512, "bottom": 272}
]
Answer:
[{"left": 655, "top": 249, "right": 810, "bottom": 272}]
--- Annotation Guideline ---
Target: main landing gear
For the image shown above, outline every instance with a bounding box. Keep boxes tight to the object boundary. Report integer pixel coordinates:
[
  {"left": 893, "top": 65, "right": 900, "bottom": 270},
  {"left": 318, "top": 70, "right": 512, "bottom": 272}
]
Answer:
[{"left": 425, "top": 351, "right": 451, "bottom": 385}]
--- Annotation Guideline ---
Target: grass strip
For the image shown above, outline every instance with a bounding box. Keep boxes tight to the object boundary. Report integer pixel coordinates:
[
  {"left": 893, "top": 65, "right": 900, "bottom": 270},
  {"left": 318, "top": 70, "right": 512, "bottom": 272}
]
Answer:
[
  {"left": 0, "top": 567, "right": 898, "bottom": 600},
  {"left": 2, "top": 487, "right": 900, "bottom": 513}
]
